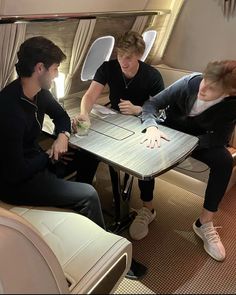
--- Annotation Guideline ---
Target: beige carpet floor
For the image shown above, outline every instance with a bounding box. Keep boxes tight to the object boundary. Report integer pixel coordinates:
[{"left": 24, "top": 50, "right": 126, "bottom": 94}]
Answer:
[{"left": 94, "top": 163, "right": 236, "bottom": 294}]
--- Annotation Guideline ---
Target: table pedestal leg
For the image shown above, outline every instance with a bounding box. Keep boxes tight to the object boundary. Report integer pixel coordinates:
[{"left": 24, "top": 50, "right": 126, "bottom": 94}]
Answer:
[
  {"left": 107, "top": 167, "right": 148, "bottom": 279},
  {"left": 107, "top": 166, "right": 136, "bottom": 234}
]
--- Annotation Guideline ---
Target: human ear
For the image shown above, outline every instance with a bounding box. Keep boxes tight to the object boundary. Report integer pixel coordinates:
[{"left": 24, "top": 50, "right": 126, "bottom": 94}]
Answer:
[{"left": 35, "top": 62, "right": 44, "bottom": 73}]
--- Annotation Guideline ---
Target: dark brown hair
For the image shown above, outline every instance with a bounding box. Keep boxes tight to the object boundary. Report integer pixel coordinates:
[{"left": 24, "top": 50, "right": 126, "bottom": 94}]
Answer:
[{"left": 16, "top": 36, "right": 66, "bottom": 77}]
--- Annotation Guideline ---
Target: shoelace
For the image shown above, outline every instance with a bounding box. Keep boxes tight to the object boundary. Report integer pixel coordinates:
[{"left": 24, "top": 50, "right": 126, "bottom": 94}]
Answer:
[
  {"left": 203, "top": 226, "right": 222, "bottom": 243},
  {"left": 135, "top": 209, "right": 153, "bottom": 225}
]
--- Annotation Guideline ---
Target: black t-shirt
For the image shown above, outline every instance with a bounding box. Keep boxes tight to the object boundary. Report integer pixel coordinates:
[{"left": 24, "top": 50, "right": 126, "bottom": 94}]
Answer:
[{"left": 93, "top": 59, "right": 164, "bottom": 111}]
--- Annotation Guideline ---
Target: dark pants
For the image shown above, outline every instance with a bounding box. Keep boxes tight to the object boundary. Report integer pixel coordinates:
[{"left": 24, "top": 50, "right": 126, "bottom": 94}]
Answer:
[
  {"left": 76, "top": 150, "right": 155, "bottom": 202},
  {"left": 1, "top": 153, "right": 105, "bottom": 229},
  {"left": 191, "top": 147, "right": 233, "bottom": 212}
]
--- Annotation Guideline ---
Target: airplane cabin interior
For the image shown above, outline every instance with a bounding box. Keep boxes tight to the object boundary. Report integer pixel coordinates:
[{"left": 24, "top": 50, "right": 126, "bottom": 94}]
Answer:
[{"left": 0, "top": 0, "right": 236, "bottom": 293}]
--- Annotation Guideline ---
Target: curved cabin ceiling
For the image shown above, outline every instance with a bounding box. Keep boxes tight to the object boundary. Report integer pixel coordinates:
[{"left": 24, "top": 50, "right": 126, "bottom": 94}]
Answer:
[
  {"left": 0, "top": 0, "right": 174, "bottom": 16},
  {"left": 0, "top": 0, "right": 150, "bottom": 15}
]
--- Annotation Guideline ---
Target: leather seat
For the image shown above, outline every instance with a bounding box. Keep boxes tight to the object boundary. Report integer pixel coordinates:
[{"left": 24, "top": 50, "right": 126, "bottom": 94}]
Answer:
[{"left": 0, "top": 202, "right": 132, "bottom": 294}]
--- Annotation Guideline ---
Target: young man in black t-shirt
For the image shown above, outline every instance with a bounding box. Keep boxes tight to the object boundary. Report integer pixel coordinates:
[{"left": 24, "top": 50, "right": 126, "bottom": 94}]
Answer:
[{"left": 73, "top": 31, "right": 164, "bottom": 241}]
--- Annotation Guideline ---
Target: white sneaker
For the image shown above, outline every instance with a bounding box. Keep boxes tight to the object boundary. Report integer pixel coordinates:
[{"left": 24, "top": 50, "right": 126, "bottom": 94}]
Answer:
[
  {"left": 193, "top": 221, "right": 226, "bottom": 261},
  {"left": 129, "top": 207, "right": 156, "bottom": 240}
]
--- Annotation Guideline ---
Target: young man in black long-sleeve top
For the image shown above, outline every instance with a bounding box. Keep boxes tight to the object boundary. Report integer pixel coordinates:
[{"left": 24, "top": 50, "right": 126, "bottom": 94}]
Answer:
[{"left": 0, "top": 36, "right": 105, "bottom": 228}]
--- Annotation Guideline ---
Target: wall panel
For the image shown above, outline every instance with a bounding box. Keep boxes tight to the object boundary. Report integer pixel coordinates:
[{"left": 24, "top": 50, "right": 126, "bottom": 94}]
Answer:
[{"left": 163, "top": 0, "right": 236, "bottom": 71}]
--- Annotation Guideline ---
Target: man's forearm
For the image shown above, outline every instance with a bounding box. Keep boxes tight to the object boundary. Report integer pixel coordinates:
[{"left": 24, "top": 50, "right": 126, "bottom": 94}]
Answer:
[{"left": 80, "top": 95, "right": 95, "bottom": 116}]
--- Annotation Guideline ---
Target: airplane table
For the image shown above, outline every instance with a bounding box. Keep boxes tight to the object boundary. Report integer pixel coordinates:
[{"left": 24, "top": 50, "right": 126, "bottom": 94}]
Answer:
[{"left": 68, "top": 104, "right": 199, "bottom": 233}]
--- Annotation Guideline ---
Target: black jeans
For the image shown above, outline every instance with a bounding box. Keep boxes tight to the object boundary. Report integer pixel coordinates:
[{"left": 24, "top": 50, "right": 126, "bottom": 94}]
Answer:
[
  {"left": 1, "top": 153, "right": 105, "bottom": 229},
  {"left": 76, "top": 150, "right": 155, "bottom": 202},
  {"left": 191, "top": 146, "right": 233, "bottom": 212}
]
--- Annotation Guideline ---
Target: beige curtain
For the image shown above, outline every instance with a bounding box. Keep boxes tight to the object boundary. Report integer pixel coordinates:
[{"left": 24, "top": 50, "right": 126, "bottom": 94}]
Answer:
[
  {"left": 0, "top": 23, "right": 26, "bottom": 90},
  {"left": 221, "top": 0, "right": 236, "bottom": 20},
  {"left": 64, "top": 18, "right": 96, "bottom": 95},
  {"left": 131, "top": 15, "right": 149, "bottom": 34}
]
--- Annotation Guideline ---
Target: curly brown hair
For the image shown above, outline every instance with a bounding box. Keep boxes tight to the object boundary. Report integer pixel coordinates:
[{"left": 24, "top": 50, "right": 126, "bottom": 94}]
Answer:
[{"left": 115, "top": 31, "right": 145, "bottom": 56}]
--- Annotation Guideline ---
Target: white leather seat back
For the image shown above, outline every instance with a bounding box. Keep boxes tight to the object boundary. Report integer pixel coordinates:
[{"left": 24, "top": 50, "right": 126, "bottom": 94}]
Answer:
[
  {"left": 141, "top": 30, "right": 157, "bottom": 62},
  {"left": 81, "top": 35, "right": 115, "bottom": 81}
]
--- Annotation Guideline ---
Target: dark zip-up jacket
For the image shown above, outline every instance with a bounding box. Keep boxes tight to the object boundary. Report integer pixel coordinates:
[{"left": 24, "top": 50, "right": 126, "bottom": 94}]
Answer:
[
  {"left": 142, "top": 74, "right": 236, "bottom": 149},
  {"left": 0, "top": 79, "right": 71, "bottom": 185}
]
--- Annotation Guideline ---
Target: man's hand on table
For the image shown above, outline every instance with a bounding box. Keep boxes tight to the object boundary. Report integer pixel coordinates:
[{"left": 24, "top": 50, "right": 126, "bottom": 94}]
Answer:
[{"left": 140, "top": 126, "right": 170, "bottom": 149}]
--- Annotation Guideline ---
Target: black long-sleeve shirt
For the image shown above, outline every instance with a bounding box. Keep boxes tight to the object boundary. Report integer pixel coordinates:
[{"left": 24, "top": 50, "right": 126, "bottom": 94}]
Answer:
[{"left": 0, "top": 79, "right": 71, "bottom": 185}]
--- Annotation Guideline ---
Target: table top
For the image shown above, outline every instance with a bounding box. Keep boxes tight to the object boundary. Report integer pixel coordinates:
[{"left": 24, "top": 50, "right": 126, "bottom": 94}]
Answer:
[{"left": 65, "top": 97, "right": 199, "bottom": 180}]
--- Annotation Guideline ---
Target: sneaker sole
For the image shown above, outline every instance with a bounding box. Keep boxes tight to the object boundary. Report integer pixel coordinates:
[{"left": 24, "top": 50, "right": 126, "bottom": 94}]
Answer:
[
  {"left": 193, "top": 224, "right": 225, "bottom": 262},
  {"left": 129, "top": 212, "right": 156, "bottom": 241},
  {"left": 129, "top": 228, "right": 148, "bottom": 241}
]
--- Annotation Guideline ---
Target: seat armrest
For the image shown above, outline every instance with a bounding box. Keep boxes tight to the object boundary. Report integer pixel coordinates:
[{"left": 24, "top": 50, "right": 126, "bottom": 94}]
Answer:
[{"left": 0, "top": 207, "right": 69, "bottom": 294}]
